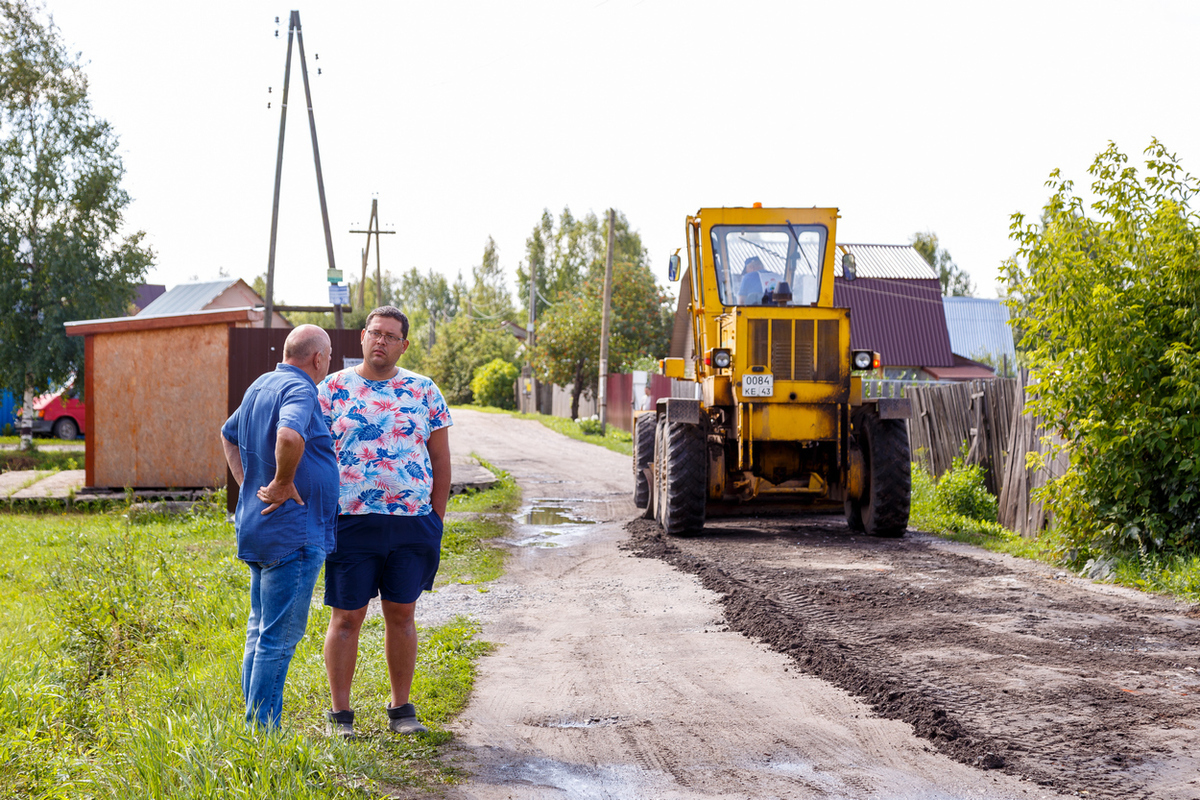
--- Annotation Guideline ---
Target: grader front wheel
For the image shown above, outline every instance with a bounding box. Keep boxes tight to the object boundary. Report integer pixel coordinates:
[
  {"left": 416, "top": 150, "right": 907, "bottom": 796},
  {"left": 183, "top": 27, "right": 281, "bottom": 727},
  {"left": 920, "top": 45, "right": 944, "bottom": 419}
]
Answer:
[
  {"left": 846, "top": 412, "right": 911, "bottom": 538},
  {"left": 660, "top": 422, "right": 707, "bottom": 537}
]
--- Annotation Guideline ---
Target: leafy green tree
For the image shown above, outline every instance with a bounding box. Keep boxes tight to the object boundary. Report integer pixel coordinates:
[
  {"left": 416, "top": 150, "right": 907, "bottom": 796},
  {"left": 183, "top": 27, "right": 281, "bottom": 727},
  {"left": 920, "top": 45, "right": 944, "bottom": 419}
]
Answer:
[
  {"left": 516, "top": 206, "right": 649, "bottom": 327},
  {"left": 470, "top": 358, "right": 518, "bottom": 410},
  {"left": 1003, "top": 139, "right": 1200, "bottom": 556},
  {"left": 0, "top": 0, "right": 153, "bottom": 448},
  {"left": 533, "top": 289, "right": 601, "bottom": 419},
  {"left": 911, "top": 231, "right": 974, "bottom": 296},
  {"left": 532, "top": 210, "right": 673, "bottom": 417},
  {"left": 422, "top": 238, "right": 518, "bottom": 403}
]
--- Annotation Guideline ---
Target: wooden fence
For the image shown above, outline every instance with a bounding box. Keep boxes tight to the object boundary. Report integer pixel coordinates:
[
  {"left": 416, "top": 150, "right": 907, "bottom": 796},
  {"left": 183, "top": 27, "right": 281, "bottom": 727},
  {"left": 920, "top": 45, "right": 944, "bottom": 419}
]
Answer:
[
  {"left": 905, "top": 373, "right": 1067, "bottom": 538},
  {"left": 905, "top": 378, "right": 1020, "bottom": 496},
  {"left": 996, "top": 372, "right": 1069, "bottom": 538}
]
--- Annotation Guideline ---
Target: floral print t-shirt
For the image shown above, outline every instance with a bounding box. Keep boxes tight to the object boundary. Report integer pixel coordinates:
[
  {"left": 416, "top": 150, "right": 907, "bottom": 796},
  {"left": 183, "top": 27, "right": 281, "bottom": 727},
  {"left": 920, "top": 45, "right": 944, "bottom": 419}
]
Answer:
[{"left": 318, "top": 367, "right": 452, "bottom": 516}]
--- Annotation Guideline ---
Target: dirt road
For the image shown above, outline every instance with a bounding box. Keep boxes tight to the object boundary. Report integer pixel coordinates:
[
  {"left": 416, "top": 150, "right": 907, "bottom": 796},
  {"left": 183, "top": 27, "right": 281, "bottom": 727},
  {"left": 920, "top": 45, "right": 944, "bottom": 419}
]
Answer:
[{"left": 433, "top": 409, "right": 1199, "bottom": 799}]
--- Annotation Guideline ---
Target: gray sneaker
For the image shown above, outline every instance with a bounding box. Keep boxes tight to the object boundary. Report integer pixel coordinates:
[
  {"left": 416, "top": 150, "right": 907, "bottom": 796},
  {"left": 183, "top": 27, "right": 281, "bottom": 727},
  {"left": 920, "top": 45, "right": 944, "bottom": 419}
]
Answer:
[
  {"left": 386, "top": 702, "right": 429, "bottom": 734},
  {"left": 326, "top": 709, "right": 355, "bottom": 738}
]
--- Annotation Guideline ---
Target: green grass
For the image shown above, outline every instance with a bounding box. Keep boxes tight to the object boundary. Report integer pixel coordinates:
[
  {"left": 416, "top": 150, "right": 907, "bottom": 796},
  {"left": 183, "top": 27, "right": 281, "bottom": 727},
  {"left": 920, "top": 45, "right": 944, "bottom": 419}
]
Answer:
[
  {"left": 910, "top": 460, "right": 1200, "bottom": 604},
  {"left": 0, "top": 469, "right": 518, "bottom": 799},
  {"left": 0, "top": 448, "right": 83, "bottom": 473},
  {"left": 438, "top": 460, "right": 520, "bottom": 586}
]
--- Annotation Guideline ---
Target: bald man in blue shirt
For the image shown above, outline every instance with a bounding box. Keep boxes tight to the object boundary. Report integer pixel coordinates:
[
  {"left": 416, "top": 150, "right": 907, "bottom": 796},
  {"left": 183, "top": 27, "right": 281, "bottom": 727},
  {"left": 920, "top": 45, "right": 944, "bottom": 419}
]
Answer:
[{"left": 221, "top": 324, "right": 339, "bottom": 729}]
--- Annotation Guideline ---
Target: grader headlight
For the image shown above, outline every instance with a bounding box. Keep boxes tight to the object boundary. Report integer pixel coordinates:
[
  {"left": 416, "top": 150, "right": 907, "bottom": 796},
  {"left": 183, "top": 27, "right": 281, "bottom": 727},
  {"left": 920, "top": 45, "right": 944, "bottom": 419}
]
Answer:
[
  {"left": 710, "top": 348, "right": 732, "bottom": 369},
  {"left": 852, "top": 350, "right": 876, "bottom": 371}
]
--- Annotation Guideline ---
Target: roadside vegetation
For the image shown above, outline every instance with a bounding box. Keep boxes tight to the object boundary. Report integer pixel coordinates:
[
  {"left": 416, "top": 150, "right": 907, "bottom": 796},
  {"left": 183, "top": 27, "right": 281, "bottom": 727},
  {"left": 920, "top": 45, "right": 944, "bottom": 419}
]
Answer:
[
  {"left": 0, "top": 463, "right": 516, "bottom": 799},
  {"left": 1001, "top": 141, "right": 1200, "bottom": 592},
  {"left": 911, "top": 457, "right": 1200, "bottom": 604}
]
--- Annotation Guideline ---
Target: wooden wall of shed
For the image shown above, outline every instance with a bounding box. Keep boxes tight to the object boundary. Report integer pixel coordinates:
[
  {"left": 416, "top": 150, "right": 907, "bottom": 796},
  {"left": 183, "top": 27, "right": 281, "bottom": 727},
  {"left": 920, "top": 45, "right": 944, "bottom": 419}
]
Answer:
[{"left": 92, "top": 322, "right": 230, "bottom": 488}]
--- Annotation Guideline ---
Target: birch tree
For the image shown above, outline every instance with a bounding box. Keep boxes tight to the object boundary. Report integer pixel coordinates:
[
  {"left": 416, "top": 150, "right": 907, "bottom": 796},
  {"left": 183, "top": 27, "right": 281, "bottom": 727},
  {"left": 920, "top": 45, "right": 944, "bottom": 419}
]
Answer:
[{"left": 0, "top": 0, "right": 152, "bottom": 448}]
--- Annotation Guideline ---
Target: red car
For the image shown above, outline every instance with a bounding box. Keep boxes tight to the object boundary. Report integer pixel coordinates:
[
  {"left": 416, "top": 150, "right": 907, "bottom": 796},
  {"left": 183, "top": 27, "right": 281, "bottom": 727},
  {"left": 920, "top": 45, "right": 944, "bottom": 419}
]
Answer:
[{"left": 27, "top": 385, "right": 86, "bottom": 440}]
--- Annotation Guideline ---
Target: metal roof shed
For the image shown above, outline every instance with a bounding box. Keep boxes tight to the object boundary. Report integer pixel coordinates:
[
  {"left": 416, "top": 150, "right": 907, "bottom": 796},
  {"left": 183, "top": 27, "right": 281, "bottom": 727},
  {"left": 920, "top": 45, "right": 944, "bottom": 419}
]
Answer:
[{"left": 139, "top": 278, "right": 291, "bottom": 328}]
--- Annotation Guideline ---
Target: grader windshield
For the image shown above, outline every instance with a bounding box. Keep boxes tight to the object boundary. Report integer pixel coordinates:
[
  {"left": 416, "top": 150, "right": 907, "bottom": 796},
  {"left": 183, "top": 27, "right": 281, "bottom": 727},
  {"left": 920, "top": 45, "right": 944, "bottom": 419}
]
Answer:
[{"left": 710, "top": 224, "right": 827, "bottom": 307}]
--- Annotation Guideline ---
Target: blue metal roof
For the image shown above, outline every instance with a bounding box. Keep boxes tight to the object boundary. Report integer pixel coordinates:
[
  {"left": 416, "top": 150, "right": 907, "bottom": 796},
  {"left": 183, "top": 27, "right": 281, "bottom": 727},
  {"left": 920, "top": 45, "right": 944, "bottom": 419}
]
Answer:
[
  {"left": 941, "top": 297, "right": 1016, "bottom": 362},
  {"left": 138, "top": 280, "right": 237, "bottom": 316}
]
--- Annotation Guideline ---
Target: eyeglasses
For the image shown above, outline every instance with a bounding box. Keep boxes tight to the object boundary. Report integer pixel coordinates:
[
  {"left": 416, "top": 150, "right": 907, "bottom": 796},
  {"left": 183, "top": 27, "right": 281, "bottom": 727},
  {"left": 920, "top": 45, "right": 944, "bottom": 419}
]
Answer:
[{"left": 365, "top": 329, "right": 405, "bottom": 346}]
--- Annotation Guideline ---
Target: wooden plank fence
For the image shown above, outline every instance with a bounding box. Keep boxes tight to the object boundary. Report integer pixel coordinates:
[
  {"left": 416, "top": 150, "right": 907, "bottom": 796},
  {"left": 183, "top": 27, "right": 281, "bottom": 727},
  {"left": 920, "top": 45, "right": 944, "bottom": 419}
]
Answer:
[
  {"left": 905, "top": 378, "right": 1019, "bottom": 496},
  {"left": 904, "top": 372, "right": 1068, "bottom": 539},
  {"left": 996, "top": 371, "right": 1070, "bottom": 538}
]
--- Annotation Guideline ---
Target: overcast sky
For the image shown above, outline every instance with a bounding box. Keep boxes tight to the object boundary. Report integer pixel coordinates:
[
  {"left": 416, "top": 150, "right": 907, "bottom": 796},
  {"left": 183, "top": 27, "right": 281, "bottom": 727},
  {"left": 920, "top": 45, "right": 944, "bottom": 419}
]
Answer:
[{"left": 41, "top": 0, "right": 1200, "bottom": 308}]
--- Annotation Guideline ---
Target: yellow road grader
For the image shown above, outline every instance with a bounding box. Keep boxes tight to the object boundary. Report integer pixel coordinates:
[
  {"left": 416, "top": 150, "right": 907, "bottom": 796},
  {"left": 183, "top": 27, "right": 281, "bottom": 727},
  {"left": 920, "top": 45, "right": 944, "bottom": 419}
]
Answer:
[{"left": 635, "top": 205, "right": 911, "bottom": 536}]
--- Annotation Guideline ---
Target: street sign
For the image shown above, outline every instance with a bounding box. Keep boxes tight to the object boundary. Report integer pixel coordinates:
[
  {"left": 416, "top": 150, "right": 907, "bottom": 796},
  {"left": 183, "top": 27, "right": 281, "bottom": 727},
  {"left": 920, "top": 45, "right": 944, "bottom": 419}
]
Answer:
[
  {"left": 329, "top": 284, "right": 349, "bottom": 304},
  {"left": 327, "top": 268, "right": 343, "bottom": 283}
]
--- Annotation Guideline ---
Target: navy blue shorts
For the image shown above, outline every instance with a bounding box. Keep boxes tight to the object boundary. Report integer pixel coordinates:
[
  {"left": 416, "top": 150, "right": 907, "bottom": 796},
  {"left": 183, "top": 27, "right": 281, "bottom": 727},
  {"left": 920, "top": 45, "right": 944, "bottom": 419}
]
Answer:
[{"left": 324, "top": 513, "right": 443, "bottom": 609}]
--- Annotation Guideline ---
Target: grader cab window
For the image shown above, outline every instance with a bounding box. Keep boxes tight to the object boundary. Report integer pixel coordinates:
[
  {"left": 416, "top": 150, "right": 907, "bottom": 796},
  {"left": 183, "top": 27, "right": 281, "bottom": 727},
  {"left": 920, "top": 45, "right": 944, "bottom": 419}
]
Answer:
[{"left": 710, "top": 224, "right": 826, "bottom": 307}]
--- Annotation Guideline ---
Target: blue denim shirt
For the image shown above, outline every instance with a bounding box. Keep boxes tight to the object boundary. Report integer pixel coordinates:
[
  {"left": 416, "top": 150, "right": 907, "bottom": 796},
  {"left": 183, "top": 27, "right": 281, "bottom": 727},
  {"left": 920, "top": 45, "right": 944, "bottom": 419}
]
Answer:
[{"left": 222, "top": 364, "right": 338, "bottom": 563}]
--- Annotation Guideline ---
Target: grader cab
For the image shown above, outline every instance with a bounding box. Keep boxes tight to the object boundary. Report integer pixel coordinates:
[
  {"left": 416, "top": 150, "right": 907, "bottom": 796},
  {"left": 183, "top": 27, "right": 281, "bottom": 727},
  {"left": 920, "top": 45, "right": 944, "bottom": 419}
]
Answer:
[{"left": 635, "top": 205, "right": 911, "bottom": 537}]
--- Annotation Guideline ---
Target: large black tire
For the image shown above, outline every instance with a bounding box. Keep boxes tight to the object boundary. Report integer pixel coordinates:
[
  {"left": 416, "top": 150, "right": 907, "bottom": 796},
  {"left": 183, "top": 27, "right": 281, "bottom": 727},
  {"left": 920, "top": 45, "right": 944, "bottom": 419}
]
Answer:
[
  {"left": 844, "top": 494, "right": 865, "bottom": 532},
  {"left": 653, "top": 416, "right": 668, "bottom": 525},
  {"left": 660, "top": 422, "right": 707, "bottom": 537},
  {"left": 633, "top": 413, "right": 656, "bottom": 509},
  {"left": 859, "top": 414, "right": 911, "bottom": 537}
]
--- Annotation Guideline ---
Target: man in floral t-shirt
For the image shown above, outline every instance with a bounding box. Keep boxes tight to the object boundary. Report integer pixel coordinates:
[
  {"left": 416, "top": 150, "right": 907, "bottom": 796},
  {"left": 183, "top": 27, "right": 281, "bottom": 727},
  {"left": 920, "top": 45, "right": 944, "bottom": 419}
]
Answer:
[{"left": 317, "top": 306, "right": 452, "bottom": 738}]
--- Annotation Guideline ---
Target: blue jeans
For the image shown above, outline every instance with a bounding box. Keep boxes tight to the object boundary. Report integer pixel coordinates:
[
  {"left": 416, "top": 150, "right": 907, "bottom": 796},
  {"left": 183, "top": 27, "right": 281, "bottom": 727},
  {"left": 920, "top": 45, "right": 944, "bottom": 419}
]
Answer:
[{"left": 242, "top": 544, "right": 325, "bottom": 729}]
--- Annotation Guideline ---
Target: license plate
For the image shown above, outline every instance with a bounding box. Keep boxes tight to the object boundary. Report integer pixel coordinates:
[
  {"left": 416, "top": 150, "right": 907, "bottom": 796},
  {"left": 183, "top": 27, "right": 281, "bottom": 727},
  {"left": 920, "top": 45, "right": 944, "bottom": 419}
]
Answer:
[{"left": 742, "top": 373, "right": 773, "bottom": 397}]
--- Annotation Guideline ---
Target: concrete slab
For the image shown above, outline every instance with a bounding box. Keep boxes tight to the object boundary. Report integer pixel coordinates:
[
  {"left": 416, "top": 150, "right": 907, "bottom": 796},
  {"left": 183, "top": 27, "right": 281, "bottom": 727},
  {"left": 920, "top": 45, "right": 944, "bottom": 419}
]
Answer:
[
  {"left": 451, "top": 454, "right": 498, "bottom": 494},
  {"left": 10, "top": 470, "right": 86, "bottom": 499},
  {"left": 0, "top": 470, "right": 44, "bottom": 496}
]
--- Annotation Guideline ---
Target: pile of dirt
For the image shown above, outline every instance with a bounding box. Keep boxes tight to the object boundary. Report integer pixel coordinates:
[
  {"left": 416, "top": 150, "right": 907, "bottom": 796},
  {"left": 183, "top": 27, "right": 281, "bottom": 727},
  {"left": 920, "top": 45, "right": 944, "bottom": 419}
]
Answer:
[{"left": 624, "top": 515, "right": 1200, "bottom": 799}]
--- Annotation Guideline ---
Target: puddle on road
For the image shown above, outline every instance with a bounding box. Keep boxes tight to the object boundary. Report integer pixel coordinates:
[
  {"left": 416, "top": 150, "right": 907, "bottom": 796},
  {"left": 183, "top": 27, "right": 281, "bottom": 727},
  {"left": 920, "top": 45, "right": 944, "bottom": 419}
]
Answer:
[
  {"left": 492, "top": 758, "right": 656, "bottom": 798},
  {"left": 509, "top": 502, "right": 598, "bottom": 548},
  {"left": 525, "top": 505, "right": 596, "bottom": 526}
]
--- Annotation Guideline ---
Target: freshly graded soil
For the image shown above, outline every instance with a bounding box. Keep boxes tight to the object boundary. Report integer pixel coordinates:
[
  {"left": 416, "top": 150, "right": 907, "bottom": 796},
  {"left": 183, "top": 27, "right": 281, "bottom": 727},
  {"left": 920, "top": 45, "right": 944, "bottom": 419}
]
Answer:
[
  {"left": 436, "top": 409, "right": 1199, "bottom": 799},
  {"left": 625, "top": 514, "right": 1200, "bottom": 800}
]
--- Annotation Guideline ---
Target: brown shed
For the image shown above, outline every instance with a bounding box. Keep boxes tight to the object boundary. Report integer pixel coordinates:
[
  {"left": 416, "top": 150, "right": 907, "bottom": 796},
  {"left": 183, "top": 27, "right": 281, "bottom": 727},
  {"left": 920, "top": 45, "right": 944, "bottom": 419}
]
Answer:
[
  {"left": 65, "top": 307, "right": 267, "bottom": 490},
  {"left": 64, "top": 308, "right": 362, "bottom": 492}
]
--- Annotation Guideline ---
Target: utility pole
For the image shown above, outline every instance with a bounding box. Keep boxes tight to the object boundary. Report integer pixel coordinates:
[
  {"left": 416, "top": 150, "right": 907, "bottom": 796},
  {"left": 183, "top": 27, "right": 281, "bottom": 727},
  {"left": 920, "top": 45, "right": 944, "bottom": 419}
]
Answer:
[
  {"left": 597, "top": 209, "right": 616, "bottom": 435},
  {"left": 526, "top": 253, "right": 538, "bottom": 414},
  {"left": 264, "top": 10, "right": 343, "bottom": 329},
  {"left": 349, "top": 198, "right": 395, "bottom": 309}
]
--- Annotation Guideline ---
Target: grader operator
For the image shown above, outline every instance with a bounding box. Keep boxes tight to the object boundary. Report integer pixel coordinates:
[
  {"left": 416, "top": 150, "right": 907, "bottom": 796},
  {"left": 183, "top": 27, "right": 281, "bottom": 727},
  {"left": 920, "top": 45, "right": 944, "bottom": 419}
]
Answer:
[{"left": 635, "top": 205, "right": 911, "bottom": 537}]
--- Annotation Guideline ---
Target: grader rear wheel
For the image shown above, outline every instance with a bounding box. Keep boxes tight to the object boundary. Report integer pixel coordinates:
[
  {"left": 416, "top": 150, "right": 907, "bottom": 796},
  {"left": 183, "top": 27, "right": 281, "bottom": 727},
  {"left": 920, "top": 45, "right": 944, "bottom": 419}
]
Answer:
[
  {"left": 633, "top": 413, "right": 656, "bottom": 509},
  {"left": 844, "top": 495, "right": 865, "bottom": 532},
  {"left": 660, "top": 422, "right": 706, "bottom": 537},
  {"left": 652, "top": 415, "right": 667, "bottom": 525}
]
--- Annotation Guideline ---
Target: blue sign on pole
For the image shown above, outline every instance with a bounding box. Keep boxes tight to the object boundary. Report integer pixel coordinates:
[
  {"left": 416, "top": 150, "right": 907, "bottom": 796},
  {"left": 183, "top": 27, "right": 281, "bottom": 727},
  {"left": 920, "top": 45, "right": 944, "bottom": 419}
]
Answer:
[{"left": 329, "top": 284, "right": 350, "bottom": 305}]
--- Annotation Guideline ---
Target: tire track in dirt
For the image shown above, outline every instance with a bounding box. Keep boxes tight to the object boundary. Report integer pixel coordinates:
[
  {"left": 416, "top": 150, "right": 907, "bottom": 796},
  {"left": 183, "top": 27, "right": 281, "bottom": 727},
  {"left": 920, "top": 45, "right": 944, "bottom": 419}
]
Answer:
[{"left": 625, "top": 515, "right": 1200, "bottom": 800}]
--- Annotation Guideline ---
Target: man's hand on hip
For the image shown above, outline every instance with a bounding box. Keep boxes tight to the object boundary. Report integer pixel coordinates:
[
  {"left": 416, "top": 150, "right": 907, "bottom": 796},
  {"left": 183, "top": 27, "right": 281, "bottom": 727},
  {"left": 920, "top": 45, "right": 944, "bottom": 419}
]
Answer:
[
  {"left": 257, "top": 479, "right": 305, "bottom": 514},
  {"left": 258, "top": 425, "right": 307, "bottom": 514}
]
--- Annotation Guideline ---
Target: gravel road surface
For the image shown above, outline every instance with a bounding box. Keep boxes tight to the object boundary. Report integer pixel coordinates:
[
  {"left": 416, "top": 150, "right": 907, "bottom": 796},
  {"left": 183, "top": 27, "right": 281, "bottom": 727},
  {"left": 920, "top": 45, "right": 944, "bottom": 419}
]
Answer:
[{"left": 429, "top": 409, "right": 1100, "bottom": 799}]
